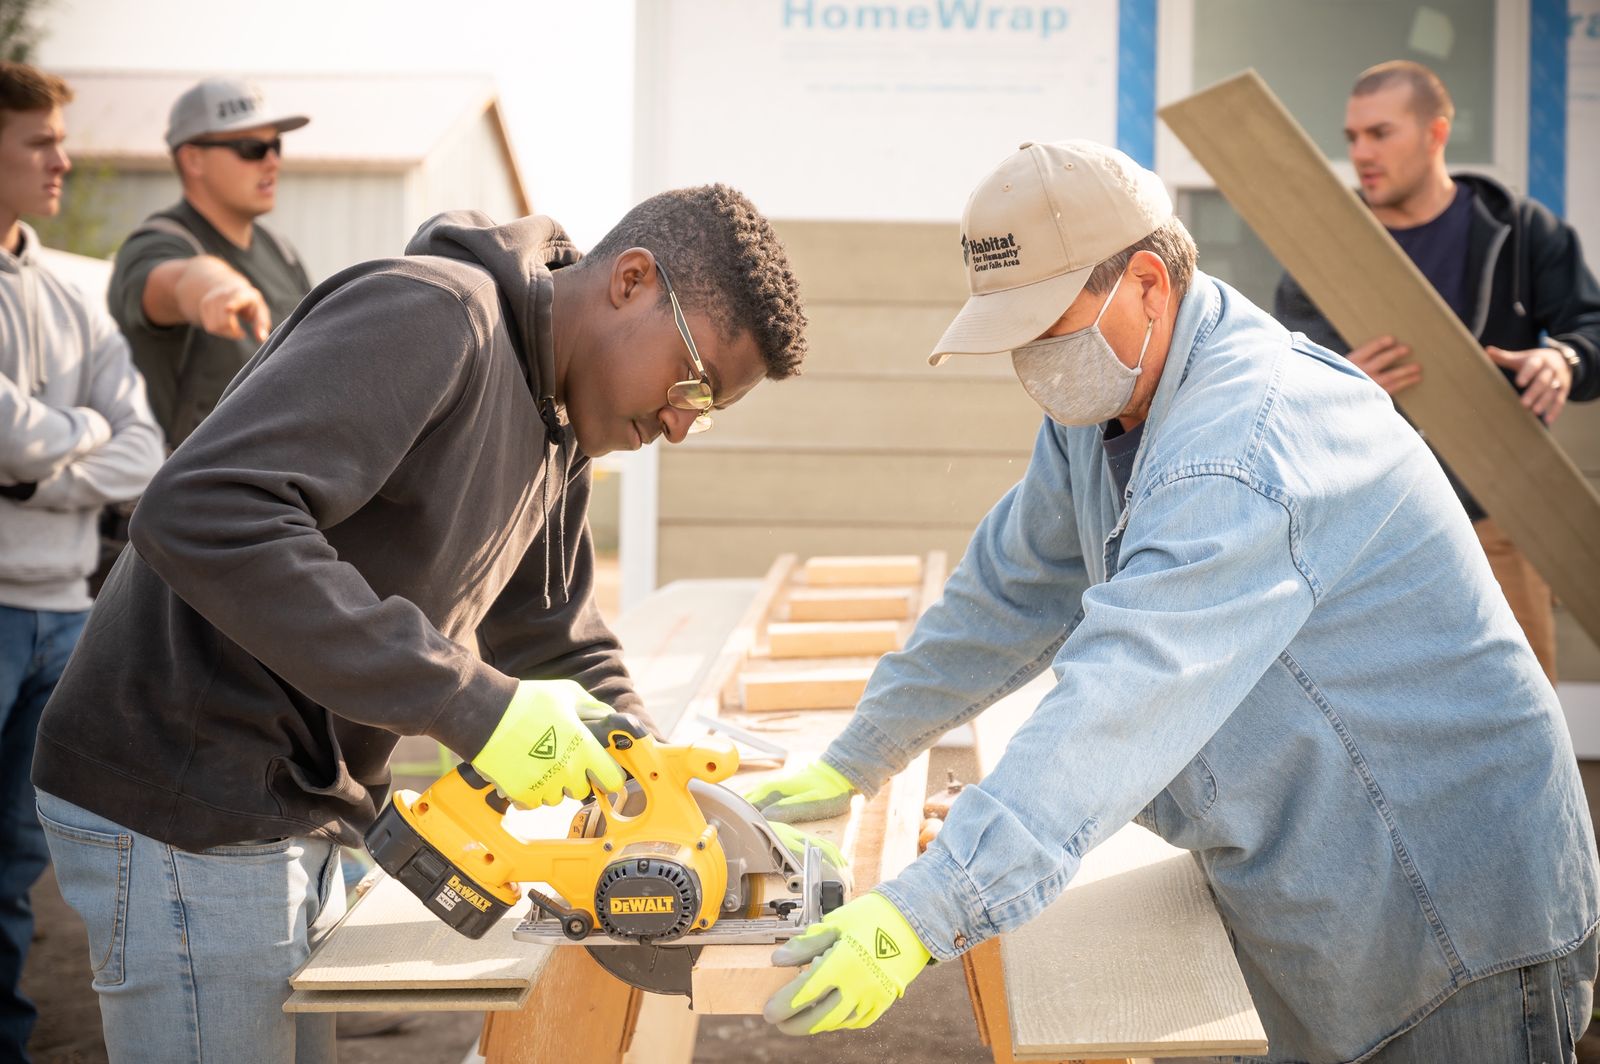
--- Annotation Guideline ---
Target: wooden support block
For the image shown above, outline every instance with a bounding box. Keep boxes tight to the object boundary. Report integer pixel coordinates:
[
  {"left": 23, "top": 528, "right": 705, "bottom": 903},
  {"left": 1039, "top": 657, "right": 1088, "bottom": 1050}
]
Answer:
[
  {"left": 480, "top": 947, "right": 640, "bottom": 1064},
  {"left": 786, "top": 587, "right": 914, "bottom": 621},
  {"left": 803, "top": 554, "right": 923, "bottom": 586},
  {"left": 739, "top": 667, "right": 873, "bottom": 711},
  {"left": 1161, "top": 71, "right": 1600, "bottom": 644},
  {"left": 767, "top": 620, "right": 903, "bottom": 659},
  {"left": 690, "top": 944, "right": 791, "bottom": 1014}
]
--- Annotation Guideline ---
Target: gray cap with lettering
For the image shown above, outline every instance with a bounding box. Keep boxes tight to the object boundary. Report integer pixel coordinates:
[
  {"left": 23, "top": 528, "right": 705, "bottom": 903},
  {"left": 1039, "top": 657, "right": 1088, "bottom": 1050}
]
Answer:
[{"left": 165, "top": 76, "right": 309, "bottom": 150}]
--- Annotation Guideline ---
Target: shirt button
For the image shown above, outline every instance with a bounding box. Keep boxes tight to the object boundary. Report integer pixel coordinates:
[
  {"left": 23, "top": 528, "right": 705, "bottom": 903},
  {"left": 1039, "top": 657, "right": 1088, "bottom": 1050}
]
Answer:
[{"left": 953, "top": 933, "right": 968, "bottom": 949}]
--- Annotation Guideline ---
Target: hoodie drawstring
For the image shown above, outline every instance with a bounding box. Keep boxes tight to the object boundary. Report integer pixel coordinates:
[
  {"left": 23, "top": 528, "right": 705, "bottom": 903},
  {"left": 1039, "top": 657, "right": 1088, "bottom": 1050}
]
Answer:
[{"left": 537, "top": 397, "right": 570, "bottom": 610}]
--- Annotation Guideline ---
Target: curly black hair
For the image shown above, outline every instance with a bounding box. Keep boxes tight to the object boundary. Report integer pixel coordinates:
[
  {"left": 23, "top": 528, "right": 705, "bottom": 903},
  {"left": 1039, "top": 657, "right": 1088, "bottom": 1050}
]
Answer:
[{"left": 580, "top": 184, "right": 807, "bottom": 379}]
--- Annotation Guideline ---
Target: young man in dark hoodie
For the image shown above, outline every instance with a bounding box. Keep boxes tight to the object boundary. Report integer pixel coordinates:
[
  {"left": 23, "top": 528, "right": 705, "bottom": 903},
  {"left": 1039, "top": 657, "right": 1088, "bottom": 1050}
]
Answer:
[
  {"left": 31, "top": 185, "right": 807, "bottom": 1062},
  {"left": 1275, "top": 61, "right": 1600, "bottom": 683}
]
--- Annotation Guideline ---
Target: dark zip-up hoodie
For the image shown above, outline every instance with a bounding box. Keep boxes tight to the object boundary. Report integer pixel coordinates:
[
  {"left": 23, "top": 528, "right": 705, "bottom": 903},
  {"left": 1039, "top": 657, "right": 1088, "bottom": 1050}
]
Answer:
[
  {"left": 1274, "top": 172, "right": 1600, "bottom": 519},
  {"left": 35, "top": 211, "right": 643, "bottom": 851}
]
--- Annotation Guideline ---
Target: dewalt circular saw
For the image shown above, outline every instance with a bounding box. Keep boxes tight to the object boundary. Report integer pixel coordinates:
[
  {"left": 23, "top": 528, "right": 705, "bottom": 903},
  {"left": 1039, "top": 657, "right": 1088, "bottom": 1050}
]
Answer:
[{"left": 365, "top": 713, "right": 849, "bottom": 997}]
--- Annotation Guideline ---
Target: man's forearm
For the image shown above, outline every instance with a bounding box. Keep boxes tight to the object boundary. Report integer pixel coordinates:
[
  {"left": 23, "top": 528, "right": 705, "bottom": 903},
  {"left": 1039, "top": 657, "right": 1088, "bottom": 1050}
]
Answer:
[{"left": 143, "top": 255, "right": 241, "bottom": 327}]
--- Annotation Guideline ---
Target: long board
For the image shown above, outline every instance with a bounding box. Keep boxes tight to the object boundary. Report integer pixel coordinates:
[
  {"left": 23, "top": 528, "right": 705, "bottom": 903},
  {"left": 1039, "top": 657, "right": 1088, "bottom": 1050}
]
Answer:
[{"left": 1160, "top": 70, "right": 1600, "bottom": 643}]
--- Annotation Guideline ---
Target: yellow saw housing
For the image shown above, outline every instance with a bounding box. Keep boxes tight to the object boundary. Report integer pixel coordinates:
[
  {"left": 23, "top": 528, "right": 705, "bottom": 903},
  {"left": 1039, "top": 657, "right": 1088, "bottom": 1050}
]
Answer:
[{"left": 370, "top": 715, "right": 738, "bottom": 941}]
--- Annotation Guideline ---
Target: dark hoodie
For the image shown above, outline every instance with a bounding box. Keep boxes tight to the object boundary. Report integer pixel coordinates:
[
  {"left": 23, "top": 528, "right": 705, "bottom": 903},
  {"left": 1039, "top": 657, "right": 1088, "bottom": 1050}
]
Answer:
[
  {"left": 34, "top": 212, "right": 643, "bottom": 851},
  {"left": 1275, "top": 172, "right": 1600, "bottom": 520}
]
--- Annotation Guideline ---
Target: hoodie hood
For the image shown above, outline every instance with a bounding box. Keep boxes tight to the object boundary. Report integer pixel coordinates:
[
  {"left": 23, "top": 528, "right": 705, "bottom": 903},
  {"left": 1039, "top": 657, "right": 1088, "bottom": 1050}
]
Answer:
[
  {"left": 0, "top": 222, "right": 45, "bottom": 391},
  {"left": 404, "top": 210, "right": 584, "bottom": 608},
  {"left": 405, "top": 211, "right": 581, "bottom": 428}
]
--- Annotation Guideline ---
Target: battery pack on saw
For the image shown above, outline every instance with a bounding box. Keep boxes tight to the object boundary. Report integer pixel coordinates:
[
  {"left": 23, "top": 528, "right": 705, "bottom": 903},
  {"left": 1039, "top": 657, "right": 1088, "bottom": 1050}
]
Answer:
[{"left": 365, "top": 765, "right": 511, "bottom": 940}]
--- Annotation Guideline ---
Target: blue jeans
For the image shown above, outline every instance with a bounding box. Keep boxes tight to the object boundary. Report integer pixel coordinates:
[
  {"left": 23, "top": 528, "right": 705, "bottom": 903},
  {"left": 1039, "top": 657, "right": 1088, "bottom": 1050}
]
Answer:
[
  {"left": 35, "top": 792, "right": 345, "bottom": 1064},
  {"left": 0, "top": 605, "right": 87, "bottom": 1062},
  {"left": 1238, "top": 931, "right": 1598, "bottom": 1063}
]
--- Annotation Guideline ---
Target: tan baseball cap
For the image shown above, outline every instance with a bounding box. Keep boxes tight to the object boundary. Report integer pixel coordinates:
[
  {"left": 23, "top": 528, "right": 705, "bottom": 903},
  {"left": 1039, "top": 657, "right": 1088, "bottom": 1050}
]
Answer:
[{"left": 929, "top": 140, "right": 1173, "bottom": 366}]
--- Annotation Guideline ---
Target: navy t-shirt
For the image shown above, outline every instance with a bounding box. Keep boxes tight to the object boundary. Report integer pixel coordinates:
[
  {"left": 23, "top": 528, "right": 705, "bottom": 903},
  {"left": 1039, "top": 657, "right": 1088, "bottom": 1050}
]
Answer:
[
  {"left": 1387, "top": 183, "right": 1475, "bottom": 322},
  {"left": 1103, "top": 419, "right": 1145, "bottom": 502}
]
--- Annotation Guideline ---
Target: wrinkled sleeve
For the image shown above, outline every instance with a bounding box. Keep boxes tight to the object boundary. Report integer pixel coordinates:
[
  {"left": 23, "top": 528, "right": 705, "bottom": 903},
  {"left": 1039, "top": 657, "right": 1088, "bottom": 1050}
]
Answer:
[
  {"left": 822, "top": 421, "right": 1093, "bottom": 793},
  {"left": 1523, "top": 204, "right": 1600, "bottom": 402},
  {"left": 476, "top": 457, "right": 647, "bottom": 732},
  {"left": 26, "top": 304, "right": 164, "bottom": 510},
  {"left": 874, "top": 471, "right": 1317, "bottom": 960},
  {"left": 0, "top": 371, "right": 108, "bottom": 484},
  {"left": 108, "top": 230, "right": 196, "bottom": 431},
  {"left": 128, "top": 273, "right": 518, "bottom": 758}
]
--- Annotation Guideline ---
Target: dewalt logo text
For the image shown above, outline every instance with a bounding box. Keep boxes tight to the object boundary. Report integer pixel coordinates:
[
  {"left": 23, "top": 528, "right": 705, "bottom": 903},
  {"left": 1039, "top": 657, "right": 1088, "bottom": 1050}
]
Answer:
[
  {"left": 609, "top": 897, "right": 676, "bottom": 915},
  {"left": 447, "top": 874, "right": 492, "bottom": 913}
]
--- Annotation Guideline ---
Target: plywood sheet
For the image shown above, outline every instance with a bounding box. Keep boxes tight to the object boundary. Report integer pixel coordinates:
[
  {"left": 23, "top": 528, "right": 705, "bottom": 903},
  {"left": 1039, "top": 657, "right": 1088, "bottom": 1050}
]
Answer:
[
  {"left": 962, "top": 678, "right": 1266, "bottom": 1060},
  {"left": 1160, "top": 70, "right": 1600, "bottom": 643},
  {"left": 284, "top": 985, "right": 530, "bottom": 1013},
  {"left": 290, "top": 873, "right": 547, "bottom": 991}
]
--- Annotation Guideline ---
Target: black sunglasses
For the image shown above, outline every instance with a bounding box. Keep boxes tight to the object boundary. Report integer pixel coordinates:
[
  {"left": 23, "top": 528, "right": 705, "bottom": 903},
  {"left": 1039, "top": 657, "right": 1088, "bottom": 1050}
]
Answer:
[{"left": 187, "top": 135, "right": 282, "bottom": 162}]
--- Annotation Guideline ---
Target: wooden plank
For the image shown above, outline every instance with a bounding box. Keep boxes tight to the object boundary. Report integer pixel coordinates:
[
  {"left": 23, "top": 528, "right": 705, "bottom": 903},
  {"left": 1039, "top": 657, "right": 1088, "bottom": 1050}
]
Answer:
[
  {"left": 659, "top": 523, "right": 976, "bottom": 585},
  {"left": 657, "top": 450, "right": 1026, "bottom": 526},
  {"left": 675, "top": 554, "right": 798, "bottom": 736},
  {"left": 803, "top": 554, "right": 924, "bottom": 586},
  {"left": 1160, "top": 70, "right": 1600, "bottom": 643},
  {"left": 774, "top": 220, "right": 967, "bottom": 304},
  {"left": 959, "top": 677, "right": 1266, "bottom": 1061},
  {"left": 284, "top": 985, "right": 530, "bottom": 1013},
  {"left": 480, "top": 948, "right": 640, "bottom": 1064},
  {"left": 768, "top": 620, "right": 903, "bottom": 659},
  {"left": 290, "top": 873, "right": 542, "bottom": 991},
  {"left": 786, "top": 587, "right": 915, "bottom": 622},
  {"left": 802, "top": 301, "right": 1008, "bottom": 379},
  {"left": 622, "top": 993, "right": 698, "bottom": 1064},
  {"left": 739, "top": 667, "right": 873, "bottom": 712},
  {"left": 689, "top": 376, "right": 1039, "bottom": 454}
]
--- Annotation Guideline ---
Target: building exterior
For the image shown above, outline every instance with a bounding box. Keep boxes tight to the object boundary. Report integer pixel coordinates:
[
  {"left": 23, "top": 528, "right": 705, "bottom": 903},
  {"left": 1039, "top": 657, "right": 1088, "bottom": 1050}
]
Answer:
[
  {"left": 628, "top": 0, "right": 1600, "bottom": 727},
  {"left": 53, "top": 71, "right": 530, "bottom": 282}
]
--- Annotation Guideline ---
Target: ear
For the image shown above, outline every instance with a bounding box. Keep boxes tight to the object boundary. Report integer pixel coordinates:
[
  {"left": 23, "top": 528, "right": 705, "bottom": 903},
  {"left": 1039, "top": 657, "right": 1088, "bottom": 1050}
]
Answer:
[
  {"left": 1426, "top": 115, "right": 1451, "bottom": 154},
  {"left": 174, "top": 144, "right": 201, "bottom": 182},
  {"left": 607, "top": 247, "right": 659, "bottom": 311},
  {"left": 1127, "top": 250, "right": 1172, "bottom": 321}
]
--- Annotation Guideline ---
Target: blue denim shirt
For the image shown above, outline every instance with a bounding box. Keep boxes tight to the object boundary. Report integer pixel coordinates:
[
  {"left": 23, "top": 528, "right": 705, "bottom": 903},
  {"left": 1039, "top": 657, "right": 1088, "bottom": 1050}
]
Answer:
[{"left": 823, "top": 273, "right": 1600, "bottom": 1063}]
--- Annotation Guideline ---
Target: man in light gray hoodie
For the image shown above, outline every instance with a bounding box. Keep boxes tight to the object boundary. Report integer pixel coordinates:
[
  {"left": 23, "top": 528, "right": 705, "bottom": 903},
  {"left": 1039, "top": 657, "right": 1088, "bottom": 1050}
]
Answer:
[{"left": 0, "top": 61, "right": 162, "bottom": 1060}]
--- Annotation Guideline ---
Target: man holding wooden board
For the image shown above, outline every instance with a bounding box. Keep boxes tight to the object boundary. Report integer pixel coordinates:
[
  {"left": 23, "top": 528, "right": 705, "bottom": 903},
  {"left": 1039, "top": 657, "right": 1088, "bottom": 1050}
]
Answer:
[
  {"left": 750, "top": 140, "right": 1598, "bottom": 1063},
  {"left": 1275, "top": 61, "right": 1600, "bottom": 684}
]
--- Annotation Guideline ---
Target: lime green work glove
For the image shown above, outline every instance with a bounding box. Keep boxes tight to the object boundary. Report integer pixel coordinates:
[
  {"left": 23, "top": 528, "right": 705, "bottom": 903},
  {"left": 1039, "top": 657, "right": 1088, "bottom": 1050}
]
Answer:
[
  {"left": 471, "top": 680, "right": 626, "bottom": 808},
  {"left": 743, "top": 761, "right": 854, "bottom": 824},
  {"left": 764, "top": 891, "right": 932, "bottom": 1034},
  {"left": 767, "top": 821, "right": 849, "bottom": 877}
]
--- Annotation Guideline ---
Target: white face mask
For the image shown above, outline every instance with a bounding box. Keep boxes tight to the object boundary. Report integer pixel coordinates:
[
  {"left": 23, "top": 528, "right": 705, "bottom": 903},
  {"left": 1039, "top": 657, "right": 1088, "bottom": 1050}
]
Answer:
[{"left": 1010, "top": 271, "right": 1154, "bottom": 427}]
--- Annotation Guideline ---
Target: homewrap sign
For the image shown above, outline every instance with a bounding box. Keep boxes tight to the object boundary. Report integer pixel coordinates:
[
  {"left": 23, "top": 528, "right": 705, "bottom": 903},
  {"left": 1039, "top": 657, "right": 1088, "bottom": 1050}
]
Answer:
[{"left": 634, "top": 0, "right": 1119, "bottom": 221}]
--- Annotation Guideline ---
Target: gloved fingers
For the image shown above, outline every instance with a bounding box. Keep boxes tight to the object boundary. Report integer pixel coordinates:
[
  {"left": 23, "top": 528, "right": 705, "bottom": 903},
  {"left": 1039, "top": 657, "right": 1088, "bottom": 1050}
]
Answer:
[
  {"left": 771, "top": 926, "right": 838, "bottom": 967},
  {"left": 741, "top": 780, "right": 789, "bottom": 810},
  {"left": 764, "top": 792, "right": 852, "bottom": 824},
  {"left": 767, "top": 981, "right": 851, "bottom": 1036},
  {"left": 586, "top": 763, "right": 626, "bottom": 796},
  {"left": 839, "top": 992, "right": 892, "bottom": 1030},
  {"left": 796, "top": 989, "right": 858, "bottom": 1035},
  {"left": 575, "top": 701, "right": 611, "bottom": 723}
]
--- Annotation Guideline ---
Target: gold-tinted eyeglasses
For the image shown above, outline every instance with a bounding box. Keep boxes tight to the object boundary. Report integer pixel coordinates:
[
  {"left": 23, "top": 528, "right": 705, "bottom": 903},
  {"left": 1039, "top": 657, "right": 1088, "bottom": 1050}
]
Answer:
[{"left": 657, "top": 262, "right": 714, "bottom": 435}]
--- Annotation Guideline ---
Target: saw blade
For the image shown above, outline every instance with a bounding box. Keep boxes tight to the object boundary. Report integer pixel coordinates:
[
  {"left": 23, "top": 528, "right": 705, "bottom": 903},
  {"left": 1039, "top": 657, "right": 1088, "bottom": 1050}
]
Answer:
[{"left": 585, "top": 943, "right": 701, "bottom": 997}]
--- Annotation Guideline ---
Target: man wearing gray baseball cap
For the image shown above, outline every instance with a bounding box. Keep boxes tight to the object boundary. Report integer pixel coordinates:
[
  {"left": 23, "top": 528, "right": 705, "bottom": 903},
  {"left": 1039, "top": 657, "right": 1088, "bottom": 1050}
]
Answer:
[
  {"left": 750, "top": 141, "right": 1598, "bottom": 1061},
  {"left": 108, "top": 76, "right": 312, "bottom": 449}
]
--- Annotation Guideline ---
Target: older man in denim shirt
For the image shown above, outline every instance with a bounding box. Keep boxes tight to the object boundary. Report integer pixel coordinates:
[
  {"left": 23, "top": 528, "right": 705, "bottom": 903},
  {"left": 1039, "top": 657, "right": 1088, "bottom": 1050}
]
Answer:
[{"left": 749, "top": 141, "right": 1600, "bottom": 1063}]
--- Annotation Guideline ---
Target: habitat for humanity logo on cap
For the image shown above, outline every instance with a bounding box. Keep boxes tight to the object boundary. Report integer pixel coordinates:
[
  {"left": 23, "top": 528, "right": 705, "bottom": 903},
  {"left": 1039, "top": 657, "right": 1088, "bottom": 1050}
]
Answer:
[
  {"left": 961, "top": 232, "right": 1021, "bottom": 274},
  {"left": 930, "top": 140, "right": 1172, "bottom": 366}
]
